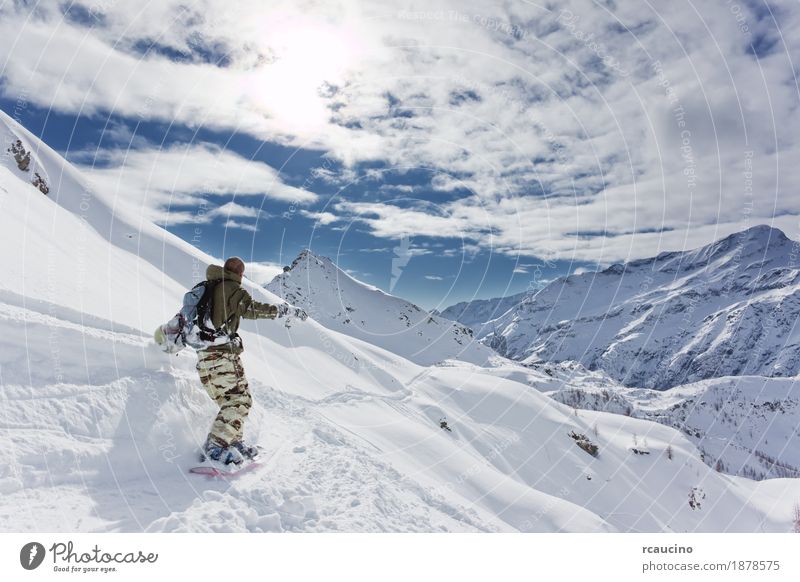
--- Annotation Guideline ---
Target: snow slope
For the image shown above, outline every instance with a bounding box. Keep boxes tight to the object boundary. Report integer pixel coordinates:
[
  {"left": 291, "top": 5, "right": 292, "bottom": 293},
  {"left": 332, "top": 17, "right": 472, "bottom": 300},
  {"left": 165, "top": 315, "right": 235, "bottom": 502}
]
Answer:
[
  {"left": 425, "top": 357, "right": 800, "bottom": 481},
  {"left": 479, "top": 225, "right": 800, "bottom": 389},
  {"left": 0, "top": 110, "right": 210, "bottom": 323},
  {"left": 547, "top": 374, "right": 800, "bottom": 480},
  {"left": 266, "top": 250, "right": 493, "bottom": 366},
  {"left": 2, "top": 109, "right": 800, "bottom": 533}
]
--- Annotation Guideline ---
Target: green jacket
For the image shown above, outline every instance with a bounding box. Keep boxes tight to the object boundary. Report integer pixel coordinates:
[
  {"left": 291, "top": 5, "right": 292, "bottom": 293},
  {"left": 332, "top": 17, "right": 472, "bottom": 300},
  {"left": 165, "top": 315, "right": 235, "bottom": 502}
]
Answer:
[{"left": 203, "top": 264, "right": 277, "bottom": 353}]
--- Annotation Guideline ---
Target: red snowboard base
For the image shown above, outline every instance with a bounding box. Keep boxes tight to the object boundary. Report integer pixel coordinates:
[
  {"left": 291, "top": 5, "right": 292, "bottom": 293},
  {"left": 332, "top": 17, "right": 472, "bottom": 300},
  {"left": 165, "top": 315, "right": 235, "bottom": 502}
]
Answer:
[{"left": 189, "top": 461, "right": 261, "bottom": 478}]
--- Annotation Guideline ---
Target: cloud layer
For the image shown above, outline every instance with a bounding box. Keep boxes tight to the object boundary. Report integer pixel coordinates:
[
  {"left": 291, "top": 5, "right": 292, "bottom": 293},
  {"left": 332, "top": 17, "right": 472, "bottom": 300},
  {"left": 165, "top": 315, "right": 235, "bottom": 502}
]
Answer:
[
  {"left": 1, "top": 0, "right": 798, "bottom": 263},
  {"left": 77, "top": 143, "right": 314, "bottom": 225}
]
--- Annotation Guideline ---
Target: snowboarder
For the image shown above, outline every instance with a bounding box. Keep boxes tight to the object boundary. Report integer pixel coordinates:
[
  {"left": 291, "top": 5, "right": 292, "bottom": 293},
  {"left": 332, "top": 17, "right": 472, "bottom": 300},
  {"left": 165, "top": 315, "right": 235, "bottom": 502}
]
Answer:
[{"left": 195, "top": 257, "right": 292, "bottom": 466}]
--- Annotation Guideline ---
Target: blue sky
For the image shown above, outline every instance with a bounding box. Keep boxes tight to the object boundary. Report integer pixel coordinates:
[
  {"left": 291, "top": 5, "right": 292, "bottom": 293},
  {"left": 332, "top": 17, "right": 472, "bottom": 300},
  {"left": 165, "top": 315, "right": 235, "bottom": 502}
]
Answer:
[{"left": 1, "top": 1, "right": 798, "bottom": 309}]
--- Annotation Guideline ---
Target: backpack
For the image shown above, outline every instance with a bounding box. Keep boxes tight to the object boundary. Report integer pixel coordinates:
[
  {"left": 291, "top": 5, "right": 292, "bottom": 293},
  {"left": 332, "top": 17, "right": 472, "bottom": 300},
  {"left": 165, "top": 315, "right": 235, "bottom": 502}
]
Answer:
[{"left": 154, "top": 281, "right": 233, "bottom": 353}]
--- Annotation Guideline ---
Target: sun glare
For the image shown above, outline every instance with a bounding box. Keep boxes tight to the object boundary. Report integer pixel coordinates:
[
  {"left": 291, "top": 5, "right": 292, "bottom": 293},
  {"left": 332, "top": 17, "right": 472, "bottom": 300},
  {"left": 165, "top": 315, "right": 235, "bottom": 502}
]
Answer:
[{"left": 247, "top": 20, "right": 361, "bottom": 133}]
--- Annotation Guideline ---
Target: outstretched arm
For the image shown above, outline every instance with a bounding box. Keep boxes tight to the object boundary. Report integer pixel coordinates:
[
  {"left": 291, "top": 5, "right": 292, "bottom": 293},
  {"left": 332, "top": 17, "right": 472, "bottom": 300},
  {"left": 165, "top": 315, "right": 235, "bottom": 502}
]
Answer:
[{"left": 237, "top": 290, "right": 279, "bottom": 320}]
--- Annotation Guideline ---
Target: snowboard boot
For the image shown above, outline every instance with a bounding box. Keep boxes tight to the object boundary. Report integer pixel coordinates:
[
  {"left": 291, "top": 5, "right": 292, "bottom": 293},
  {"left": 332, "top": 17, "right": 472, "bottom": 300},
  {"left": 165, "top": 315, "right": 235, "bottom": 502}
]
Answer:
[
  {"left": 201, "top": 438, "right": 244, "bottom": 466},
  {"left": 231, "top": 441, "right": 260, "bottom": 461}
]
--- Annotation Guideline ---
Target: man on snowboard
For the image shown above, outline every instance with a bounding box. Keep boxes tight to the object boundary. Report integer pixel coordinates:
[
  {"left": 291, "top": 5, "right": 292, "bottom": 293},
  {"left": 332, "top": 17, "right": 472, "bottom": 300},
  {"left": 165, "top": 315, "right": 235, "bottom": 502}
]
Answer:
[{"left": 196, "top": 257, "right": 281, "bottom": 466}]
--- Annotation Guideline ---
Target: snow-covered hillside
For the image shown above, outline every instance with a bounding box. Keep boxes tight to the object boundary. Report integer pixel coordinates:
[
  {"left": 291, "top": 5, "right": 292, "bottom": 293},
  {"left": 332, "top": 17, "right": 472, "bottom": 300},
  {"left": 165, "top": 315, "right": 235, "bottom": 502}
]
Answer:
[
  {"left": 266, "top": 250, "right": 493, "bottom": 366},
  {"left": 2, "top": 109, "right": 800, "bottom": 533},
  {"left": 479, "top": 225, "right": 800, "bottom": 389},
  {"left": 547, "top": 375, "right": 800, "bottom": 480},
  {"left": 437, "top": 291, "right": 528, "bottom": 333},
  {"left": 429, "top": 357, "right": 800, "bottom": 481}
]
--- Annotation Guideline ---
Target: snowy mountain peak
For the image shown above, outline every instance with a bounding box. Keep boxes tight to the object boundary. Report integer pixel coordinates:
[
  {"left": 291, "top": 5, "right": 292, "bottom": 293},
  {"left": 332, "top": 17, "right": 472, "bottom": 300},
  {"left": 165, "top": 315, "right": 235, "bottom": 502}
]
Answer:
[
  {"left": 732, "top": 223, "right": 788, "bottom": 242},
  {"left": 281, "top": 248, "right": 384, "bottom": 293},
  {"left": 267, "top": 250, "right": 493, "bottom": 366},
  {"left": 614, "top": 224, "right": 791, "bottom": 277},
  {"left": 291, "top": 248, "right": 326, "bottom": 266},
  {"left": 287, "top": 249, "right": 352, "bottom": 279},
  {"left": 678, "top": 224, "right": 790, "bottom": 267}
]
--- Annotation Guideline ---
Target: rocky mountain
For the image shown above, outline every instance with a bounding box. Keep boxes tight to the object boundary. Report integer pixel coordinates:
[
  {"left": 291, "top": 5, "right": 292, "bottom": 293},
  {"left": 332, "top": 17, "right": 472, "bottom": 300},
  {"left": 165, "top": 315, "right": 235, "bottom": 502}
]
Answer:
[
  {"left": 437, "top": 291, "right": 528, "bottom": 333},
  {"left": 477, "top": 225, "right": 800, "bottom": 389},
  {"left": 266, "top": 250, "right": 494, "bottom": 366}
]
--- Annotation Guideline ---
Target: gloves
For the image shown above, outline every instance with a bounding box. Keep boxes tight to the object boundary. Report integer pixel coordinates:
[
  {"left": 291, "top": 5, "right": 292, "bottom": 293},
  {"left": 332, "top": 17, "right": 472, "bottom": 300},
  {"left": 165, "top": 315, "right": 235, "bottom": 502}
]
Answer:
[{"left": 277, "top": 302, "right": 308, "bottom": 322}]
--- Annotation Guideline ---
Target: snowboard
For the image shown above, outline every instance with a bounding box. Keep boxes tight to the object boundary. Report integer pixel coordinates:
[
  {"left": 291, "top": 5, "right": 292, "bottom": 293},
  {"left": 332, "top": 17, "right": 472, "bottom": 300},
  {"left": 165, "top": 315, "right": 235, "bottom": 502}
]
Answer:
[
  {"left": 189, "top": 446, "right": 263, "bottom": 478},
  {"left": 189, "top": 461, "right": 260, "bottom": 478}
]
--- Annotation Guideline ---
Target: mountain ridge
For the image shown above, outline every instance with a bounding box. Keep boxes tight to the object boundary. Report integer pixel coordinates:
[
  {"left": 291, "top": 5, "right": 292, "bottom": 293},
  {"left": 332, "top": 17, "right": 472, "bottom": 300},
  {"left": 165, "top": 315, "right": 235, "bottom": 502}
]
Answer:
[{"left": 439, "top": 224, "right": 800, "bottom": 389}]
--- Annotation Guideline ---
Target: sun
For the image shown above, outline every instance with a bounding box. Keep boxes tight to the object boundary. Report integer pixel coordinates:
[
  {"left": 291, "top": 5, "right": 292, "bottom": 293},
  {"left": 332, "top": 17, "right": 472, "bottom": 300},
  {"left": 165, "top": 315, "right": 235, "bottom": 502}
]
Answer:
[{"left": 247, "top": 20, "right": 362, "bottom": 133}]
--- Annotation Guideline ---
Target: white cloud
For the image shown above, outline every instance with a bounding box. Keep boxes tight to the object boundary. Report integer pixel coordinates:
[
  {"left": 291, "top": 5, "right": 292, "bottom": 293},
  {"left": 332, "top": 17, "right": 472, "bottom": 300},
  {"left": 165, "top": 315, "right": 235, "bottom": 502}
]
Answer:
[
  {"left": 244, "top": 261, "right": 284, "bottom": 285},
  {"left": 300, "top": 210, "right": 339, "bottom": 225},
  {"left": 78, "top": 143, "right": 315, "bottom": 224},
  {"left": 378, "top": 183, "right": 417, "bottom": 194},
  {"left": 310, "top": 165, "right": 359, "bottom": 185},
  {"left": 222, "top": 219, "right": 259, "bottom": 232},
  {"left": 425, "top": 274, "right": 444, "bottom": 280}
]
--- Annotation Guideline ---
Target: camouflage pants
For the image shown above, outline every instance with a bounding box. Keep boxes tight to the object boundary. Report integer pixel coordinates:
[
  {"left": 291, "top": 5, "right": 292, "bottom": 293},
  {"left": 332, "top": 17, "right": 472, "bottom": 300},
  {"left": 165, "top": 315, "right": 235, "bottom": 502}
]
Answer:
[{"left": 196, "top": 350, "right": 252, "bottom": 447}]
